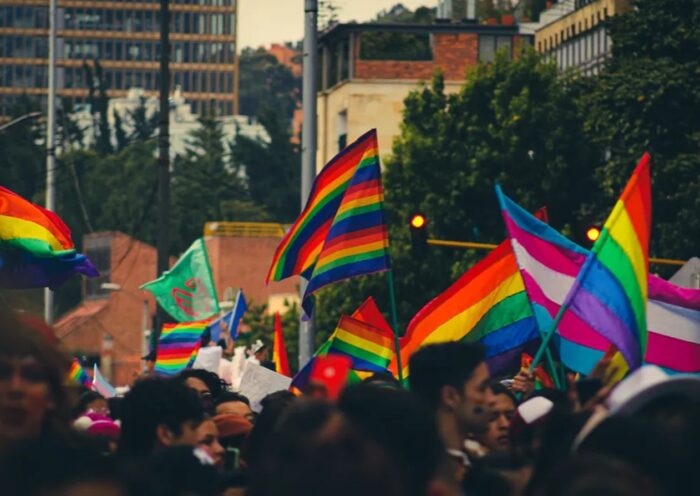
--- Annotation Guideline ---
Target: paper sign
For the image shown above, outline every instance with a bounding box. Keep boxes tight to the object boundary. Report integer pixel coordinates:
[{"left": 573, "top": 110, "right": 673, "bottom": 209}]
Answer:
[
  {"left": 238, "top": 361, "right": 292, "bottom": 412},
  {"left": 191, "top": 346, "right": 223, "bottom": 374}
]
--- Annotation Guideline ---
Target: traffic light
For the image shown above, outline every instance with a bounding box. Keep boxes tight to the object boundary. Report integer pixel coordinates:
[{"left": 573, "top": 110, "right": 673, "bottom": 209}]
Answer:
[
  {"left": 585, "top": 225, "right": 601, "bottom": 244},
  {"left": 409, "top": 213, "right": 428, "bottom": 257}
]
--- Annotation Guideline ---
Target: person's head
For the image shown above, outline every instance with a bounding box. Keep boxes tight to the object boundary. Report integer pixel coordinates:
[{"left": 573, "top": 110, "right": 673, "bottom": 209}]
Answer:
[
  {"left": 245, "top": 390, "right": 297, "bottom": 469},
  {"left": 475, "top": 382, "right": 517, "bottom": 452},
  {"left": 119, "top": 377, "right": 205, "bottom": 457},
  {"left": 251, "top": 340, "right": 269, "bottom": 362},
  {"left": 0, "top": 309, "right": 71, "bottom": 450},
  {"left": 178, "top": 368, "right": 227, "bottom": 415},
  {"left": 215, "top": 391, "right": 254, "bottom": 421},
  {"left": 409, "top": 342, "right": 490, "bottom": 436},
  {"left": 73, "top": 390, "right": 108, "bottom": 418},
  {"left": 196, "top": 417, "right": 224, "bottom": 467},
  {"left": 361, "top": 371, "right": 402, "bottom": 389}
]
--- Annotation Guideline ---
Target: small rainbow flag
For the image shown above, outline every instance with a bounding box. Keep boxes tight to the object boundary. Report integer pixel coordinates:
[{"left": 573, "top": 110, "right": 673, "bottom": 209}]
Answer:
[
  {"left": 154, "top": 319, "right": 210, "bottom": 376},
  {"left": 0, "top": 186, "right": 98, "bottom": 289},
  {"left": 272, "top": 312, "right": 291, "bottom": 377},
  {"left": 68, "top": 358, "right": 92, "bottom": 388},
  {"left": 328, "top": 315, "right": 395, "bottom": 373},
  {"left": 266, "top": 130, "right": 390, "bottom": 316}
]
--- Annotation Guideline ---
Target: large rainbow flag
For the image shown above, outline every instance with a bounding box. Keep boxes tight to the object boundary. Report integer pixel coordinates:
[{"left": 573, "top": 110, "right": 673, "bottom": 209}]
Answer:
[
  {"left": 391, "top": 240, "right": 539, "bottom": 378},
  {"left": 0, "top": 186, "right": 98, "bottom": 289},
  {"left": 154, "top": 319, "right": 210, "bottom": 376},
  {"left": 266, "top": 130, "right": 390, "bottom": 316},
  {"left": 499, "top": 188, "right": 700, "bottom": 374}
]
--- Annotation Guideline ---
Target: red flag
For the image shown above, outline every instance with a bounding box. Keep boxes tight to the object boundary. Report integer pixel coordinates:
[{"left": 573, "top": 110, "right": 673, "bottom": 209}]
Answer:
[
  {"left": 272, "top": 312, "right": 291, "bottom": 377},
  {"left": 309, "top": 354, "right": 352, "bottom": 400},
  {"left": 352, "top": 296, "right": 393, "bottom": 337}
]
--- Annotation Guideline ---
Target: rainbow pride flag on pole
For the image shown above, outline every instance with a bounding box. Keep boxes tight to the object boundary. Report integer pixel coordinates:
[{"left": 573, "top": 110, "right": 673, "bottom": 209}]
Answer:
[
  {"left": 498, "top": 182, "right": 699, "bottom": 374},
  {"left": 266, "top": 130, "right": 390, "bottom": 316},
  {"left": 328, "top": 315, "right": 395, "bottom": 372},
  {"left": 68, "top": 358, "right": 93, "bottom": 388},
  {"left": 155, "top": 319, "right": 210, "bottom": 376},
  {"left": 391, "top": 241, "right": 539, "bottom": 379},
  {"left": 0, "top": 186, "right": 98, "bottom": 289}
]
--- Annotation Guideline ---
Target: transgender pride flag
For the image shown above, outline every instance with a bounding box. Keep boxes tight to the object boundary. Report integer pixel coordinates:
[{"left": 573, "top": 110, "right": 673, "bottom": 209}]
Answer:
[{"left": 497, "top": 188, "right": 700, "bottom": 375}]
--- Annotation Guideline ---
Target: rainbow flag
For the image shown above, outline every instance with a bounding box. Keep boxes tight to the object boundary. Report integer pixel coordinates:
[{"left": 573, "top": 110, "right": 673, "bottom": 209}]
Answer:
[
  {"left": 391, "top": 241, "right": 539, "bottom": 378},
  {"left": 266, "top": 130, "right": 390, "bottom": 316},
  {"left": 0, "top": 186, "right": 98, "bottom": 289},
  {"left": 154, "top": 319, "right": 210, "bottom": 376},
  {"left": 68, "top": 358, "right": 92, "bottom": 388},
  {"left": 328, "top": 315, "right": 395, "bottom": 372},
  {"left": 272, "top": 312, "right": 291, "bottom": 377}
]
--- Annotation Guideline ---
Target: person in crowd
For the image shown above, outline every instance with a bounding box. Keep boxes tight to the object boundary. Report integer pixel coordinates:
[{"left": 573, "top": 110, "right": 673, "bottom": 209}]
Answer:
[
  {"left": 178, "top": 368, "right": 228, "bottom": 415},
  {"left": 216, "top": 391, "right": 255, "bottom": 421},
  {"left": 72, "top": 390, "right": 109, "bottom": 418},
  {"left": 474, "top": 381, "right": 517, "bottom": 454},
  {"left": 196, "top": 416, "right": 225, "bottom": 467},
  {"left": 245, "top": 390, "right": 296, "bottom": 470},
  {"left": 215, "top": 413, "right": 254, "bottom": 474},
  {"left": 0, "top": 308, "right": 71, "bottom": 453},
  {"left": 409, "top": 342, "right": 492, "bottom": 480},
  {"left": 118, "top": 377, "right": 205, "bottom": 457}
]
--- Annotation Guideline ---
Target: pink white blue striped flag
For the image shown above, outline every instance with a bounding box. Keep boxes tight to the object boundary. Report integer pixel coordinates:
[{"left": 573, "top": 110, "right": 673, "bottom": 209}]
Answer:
[
  {"left": 498, "top": 190, "right": 700, "bottom": 374},
  {"left": 92, "top": 364, "right": 117, "bottom": 398}
]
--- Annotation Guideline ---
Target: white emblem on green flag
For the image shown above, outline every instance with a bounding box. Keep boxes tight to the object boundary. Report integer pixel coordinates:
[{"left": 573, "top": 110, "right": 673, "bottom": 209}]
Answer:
[{"left": 141, "top": 238, "right": 220, "bottom": 321}]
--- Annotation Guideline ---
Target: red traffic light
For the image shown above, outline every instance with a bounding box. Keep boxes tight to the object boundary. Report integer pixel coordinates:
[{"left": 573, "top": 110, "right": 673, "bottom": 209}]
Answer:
[
  {"left": 410, "top": 213, "right": 426, "bottom": 229},
  {"left": 586, "top": 226, "right": 601, "bottom": 242}
]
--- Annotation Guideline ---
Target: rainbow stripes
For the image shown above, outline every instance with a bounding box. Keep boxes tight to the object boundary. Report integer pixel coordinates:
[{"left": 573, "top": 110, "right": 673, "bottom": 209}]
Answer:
[
  {"left": 68, "top": 358, "right": 92, "bottom": 388},
  {"left": 0, "top": 186, "right": 98, "bottom": 289},
  {"left": 392, "top": 241, "right": 538, "bottom": 378},
  {"left": 272, "top": 312, "right": 291, "bottom": 377},
  {"left": 154, "top": 319, "right": 210, "bottom": 376},
  {"left": 266, "top": 130, "right": 390, "bottom": 314},
  {"left": 328, "top": 315, "right": 395, "bottom": 372}
]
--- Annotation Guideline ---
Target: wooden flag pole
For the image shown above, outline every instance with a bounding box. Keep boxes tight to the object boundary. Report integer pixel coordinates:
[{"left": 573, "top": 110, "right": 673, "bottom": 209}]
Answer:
[{"left": 386, "top": 269, "right": 405, "bottom": 385}]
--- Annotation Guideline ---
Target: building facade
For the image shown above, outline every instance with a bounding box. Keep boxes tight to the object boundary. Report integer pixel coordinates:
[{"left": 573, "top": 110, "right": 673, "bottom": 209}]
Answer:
[
  {"left": 530, "top": 0, "right": 630, "bottom": 75},
  {"left": 0, "top": 0, "right": 238, "bottom": 118},
  {"left": 317, "top": 21, "right": 529, "bottom": 166}
]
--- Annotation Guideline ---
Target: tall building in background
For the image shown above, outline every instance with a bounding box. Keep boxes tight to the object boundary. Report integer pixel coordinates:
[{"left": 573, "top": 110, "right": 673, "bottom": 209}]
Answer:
[{"left": 0, "top": 0, "right": 238, "bottom": 117}]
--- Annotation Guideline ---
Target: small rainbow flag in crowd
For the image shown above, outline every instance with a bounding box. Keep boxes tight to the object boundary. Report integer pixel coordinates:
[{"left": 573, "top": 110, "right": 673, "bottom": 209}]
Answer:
[
  {"left": 0, "top": 186, "right": 98, "bottom": 289},
  {"left": 68, "top": 358, "right": 92, "bottom": 388},
  {"left": 272, "top": 312, "right": 291, "bottom": 377},
  {"left": 328, "top": 315, "right": 395, "bottom": 373},
  {"left": 154, "top": 319, "right": 210, "bottom": 376},
  {"left": 267, "top": 130, "right": 390, "bottom": 316}
]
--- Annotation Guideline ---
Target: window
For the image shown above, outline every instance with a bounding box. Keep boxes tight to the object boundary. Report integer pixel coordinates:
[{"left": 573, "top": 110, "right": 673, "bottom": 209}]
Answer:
[
  {"left": 479, "top": 35, "right": 512, "bottom": 63},
  {"left": 336, "top": 110, "right": 347, "bottom": 151}
]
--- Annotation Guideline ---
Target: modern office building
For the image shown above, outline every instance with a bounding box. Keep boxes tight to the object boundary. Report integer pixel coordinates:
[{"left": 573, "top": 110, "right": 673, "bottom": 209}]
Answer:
[
  {"left": 0, "top": 0, "right": 238, "bottom": 118},
  {"left": 525, "top": 0, "right": 630, "bottom": 75}
]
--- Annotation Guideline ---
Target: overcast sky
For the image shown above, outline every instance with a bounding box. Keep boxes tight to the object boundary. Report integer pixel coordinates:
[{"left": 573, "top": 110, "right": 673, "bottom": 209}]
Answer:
[{"left": 238, "top": 0, "right": 434, "bottom": 49}]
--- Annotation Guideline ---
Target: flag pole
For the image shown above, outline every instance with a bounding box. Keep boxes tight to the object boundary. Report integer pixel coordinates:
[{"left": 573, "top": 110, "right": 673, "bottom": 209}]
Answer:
[{"left": 386, "top": 269, "right": 404, "bottom": 384}]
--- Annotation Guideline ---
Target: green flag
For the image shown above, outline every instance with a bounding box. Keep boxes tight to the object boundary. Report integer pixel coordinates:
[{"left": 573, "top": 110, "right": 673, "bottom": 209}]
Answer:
[{"left": 141, "top": 238, "right": 220, "bottom": 322}]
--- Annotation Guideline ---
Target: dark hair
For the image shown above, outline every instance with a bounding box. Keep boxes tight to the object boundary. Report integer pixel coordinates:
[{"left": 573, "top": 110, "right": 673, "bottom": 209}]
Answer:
[
  {"left": 246, "top": 390, "right": 297, "bottom": 469},
  {"left": 177, "top": 368, "right": 228, "bottom": 399},
  {"left": 408, "top": 342, "right": 485, "bottom": 408},
  {"left": 107, "top": 396, "right": 124, "bottom": 421},
  {"left": 0, "top": 308, "right": 71, "bottom": 440},
  {"left": 361, "top": 371, "right": 401, "bottom": 388},
  {"left": 216, "top": 391, "right": 250, "bottom": 407},
  {"left": 72, "top": 391, "right": 105, "bottom": 418},
  {"left": 119, "top": 377, "right": 205, "bottom": 457},
  {"left": 489, "top": 380, "right": 517, "bottom": 406},
  {"left": 339, "top": 384, "right": 444, "bottom": 496}
]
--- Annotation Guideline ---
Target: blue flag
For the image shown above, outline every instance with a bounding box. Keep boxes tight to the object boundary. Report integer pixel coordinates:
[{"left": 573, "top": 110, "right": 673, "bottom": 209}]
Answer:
[{"left": 208, "top": 289, "right": 248, "bottom": 342}]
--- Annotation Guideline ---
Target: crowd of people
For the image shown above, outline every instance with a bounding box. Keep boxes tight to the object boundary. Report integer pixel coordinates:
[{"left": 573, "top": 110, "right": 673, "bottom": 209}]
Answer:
[{"left": 1, "top": 305, "right": 699, "bottom": 496}]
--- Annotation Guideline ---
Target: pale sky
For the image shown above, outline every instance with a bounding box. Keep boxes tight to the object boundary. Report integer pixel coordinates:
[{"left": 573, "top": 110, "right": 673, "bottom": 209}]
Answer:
[{"left": 237, "top": 0, "right": 435, "bottom": 49}]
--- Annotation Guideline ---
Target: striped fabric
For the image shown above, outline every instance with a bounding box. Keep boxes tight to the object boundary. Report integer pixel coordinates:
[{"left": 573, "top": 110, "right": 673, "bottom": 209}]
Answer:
[
  {"left": 68, "top": 358, "right": 92, "bottom": 388},
  {"left": 92, "top": 364, "right": 117, "bottom": 398},
  {"left": 272, "top": 312, "right": 291, "bottom": 377},
  {"left": 0, "top": 186, "right": 98, "bottom": 289},
  {"left": 266, "top": 130, "right": 389, "bottom": 315},
  {"left": 391, "top": 241, "right": 539, "bottom": 378},
  {"left": 498, "top": 179, "right": 699, "bottom": 374},
  {"left": 328, "top": 315, "right": 395, "bottom": 372},
  {"left": 155, "top": 319, "right": 210, "bottom": 376}
]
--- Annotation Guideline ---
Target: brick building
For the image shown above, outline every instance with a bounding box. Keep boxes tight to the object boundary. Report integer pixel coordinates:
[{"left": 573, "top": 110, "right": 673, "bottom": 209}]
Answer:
[
  {"left": 317, "top": 21, "right": 530, "bottom": 166},
  {"left": 55, "top": 223, "right": 297, "bottom": 385}
]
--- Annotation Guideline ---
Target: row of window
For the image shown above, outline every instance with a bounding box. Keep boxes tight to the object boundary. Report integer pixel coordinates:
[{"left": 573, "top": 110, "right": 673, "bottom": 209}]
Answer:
[
  {"left": 0, "top": 7, "right": 235, "bottom": 35},
  {"left": 544, "top": 28, "right": 609, "bottom": 72},
  {"left": 0, "top": 35, "right": 48, "bottom": 58},
  {"left": 539, "top": 8, "right": 608, "bottom": 51}
]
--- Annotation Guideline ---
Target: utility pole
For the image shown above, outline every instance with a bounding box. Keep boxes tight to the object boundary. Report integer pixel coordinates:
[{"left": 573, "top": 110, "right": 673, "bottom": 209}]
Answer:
[
  {"left": 44, "top": 0, "right": 57, "bottom": 324},
  {"left": 156, "top": 0, "right": 171, "bottom": 338},
  {"left": 299, "top": 0, "right": 318, "bottom": 367}
]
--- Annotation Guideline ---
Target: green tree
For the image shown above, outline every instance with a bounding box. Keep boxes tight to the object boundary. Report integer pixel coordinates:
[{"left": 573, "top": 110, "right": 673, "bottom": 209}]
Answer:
[
  {"left": 170, "top": 117, "right": 247, "bottom": 254},
  {"left": 580, "top": 0, "right": 700, "bottom": 263},
  {"left": 230, "top": 109, "right": 300, "bottom": 222},
  {"left": 314, "top": 51, "right": 601, "bottom": 339}
]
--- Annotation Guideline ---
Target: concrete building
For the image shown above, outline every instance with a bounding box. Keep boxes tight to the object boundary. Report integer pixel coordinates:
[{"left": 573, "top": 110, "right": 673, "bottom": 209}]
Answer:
[
  {"left": 71, "top": 86, "right": 267, "bottom": 157},
  {"left": 0, "top": 0, "right": 239, "bottom": 118},
  {"left": 527, "top": 0, "right": 630, "bottom": 75},
  {"left": 55, "top": 223, "right": 297, "bottom": 385},
  {"left": 316, "top": 21, "right": 529, "bottom": 167}
]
